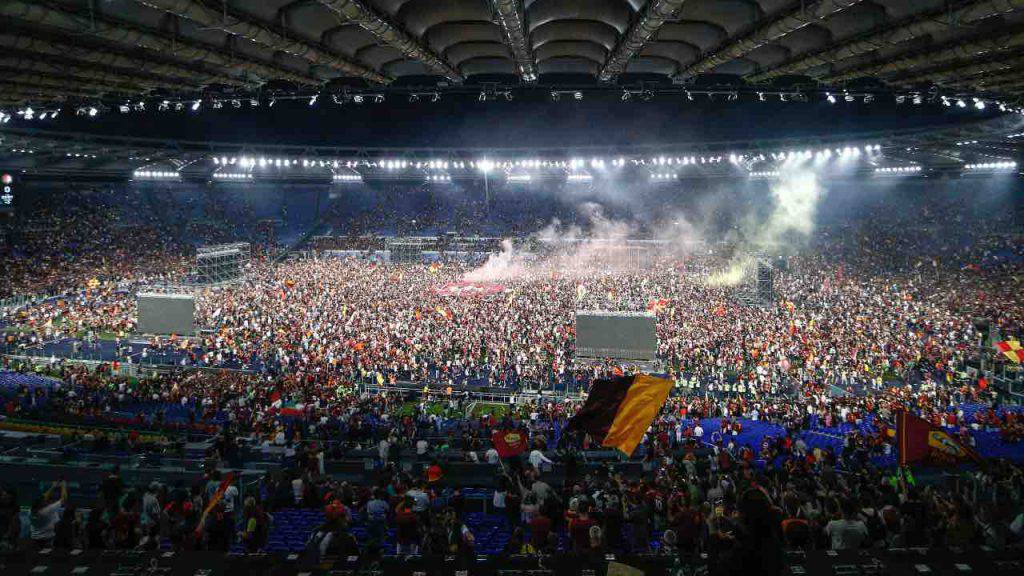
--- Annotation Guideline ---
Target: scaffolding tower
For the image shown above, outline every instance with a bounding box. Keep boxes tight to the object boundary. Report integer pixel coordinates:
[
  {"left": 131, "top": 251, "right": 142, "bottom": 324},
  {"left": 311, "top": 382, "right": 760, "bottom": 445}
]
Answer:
[
  {"left": 734, "top": 256, "right": 775, "bottom": 307},
  {"left": 192, "top": 242, "right": 250, "bottom": 285}
]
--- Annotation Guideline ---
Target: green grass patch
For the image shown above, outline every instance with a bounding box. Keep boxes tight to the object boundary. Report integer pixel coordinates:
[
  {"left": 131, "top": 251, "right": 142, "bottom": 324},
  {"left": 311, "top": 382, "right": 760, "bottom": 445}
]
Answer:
[
  {"left": 469, "top": 402, "right": 511, "bottom": 419},
  {"left": 394, "top": 401, "right": 450, "bottom": 418}
]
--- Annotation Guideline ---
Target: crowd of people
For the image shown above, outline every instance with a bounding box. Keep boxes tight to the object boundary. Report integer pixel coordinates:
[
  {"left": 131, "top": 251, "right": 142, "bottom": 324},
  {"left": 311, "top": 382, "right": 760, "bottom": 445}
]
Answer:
[
  {"left": 1, "top": 401, "right": 1022, "bottom": 567},
  {"left": 0, "top": 181, "right": 1022, "bottom": 566}
]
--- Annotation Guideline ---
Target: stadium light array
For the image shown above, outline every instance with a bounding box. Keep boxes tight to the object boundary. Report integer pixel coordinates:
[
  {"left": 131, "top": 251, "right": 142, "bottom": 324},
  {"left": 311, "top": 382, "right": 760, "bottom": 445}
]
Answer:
[
  {"left": 566, "top": 173, "right": 592, "bottom": 182},
  {"left": 748, "top": 171, "right": 780, "bottom": 178},
  {"left": 964, "top": 161, "right": 1017, "bottom": 170},
  {"left": 506, "top": 174, "right": 532, "bottom": 182},
  {"left": 213, "top": 172, "right": 252, "bottom": 180},
  {"left": 875, "top": 166, "right": 922, "bottom": 174},
  {"left": 133, "top": 170, "right": 179, "bottom": 179},
  {"left": 333, "top": 174, "right": 362, "bottom": 182},
  {"left": 650, "top": 173, "right": 676, "bottom": 180},
  {"left": 426, "top": 174, "right": 451, "bottom": 183}
]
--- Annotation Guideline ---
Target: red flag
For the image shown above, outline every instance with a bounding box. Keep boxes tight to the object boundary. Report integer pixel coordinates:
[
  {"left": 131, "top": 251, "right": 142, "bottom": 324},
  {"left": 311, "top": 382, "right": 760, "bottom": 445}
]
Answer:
[
  {"left": 896, "top": 411, "right": 981, "bottom": 467},
  {"left": 491, "top": 429, "right": 528, "bottom": 458},
  {"left": 646, "top": 298, "right": 670, "bottom": 313}
]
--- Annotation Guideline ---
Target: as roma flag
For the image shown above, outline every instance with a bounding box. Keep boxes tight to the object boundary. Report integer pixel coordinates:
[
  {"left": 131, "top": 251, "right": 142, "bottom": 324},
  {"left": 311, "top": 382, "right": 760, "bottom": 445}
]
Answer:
[
  {"left": 896, "top": 411, "right": 981, "bottom": 467},
  {"left": 491, "top": 429, "right": 528, "bottom": 458},
  {"left": 567, "top": 374, "right": 673, "bottom": 456}
]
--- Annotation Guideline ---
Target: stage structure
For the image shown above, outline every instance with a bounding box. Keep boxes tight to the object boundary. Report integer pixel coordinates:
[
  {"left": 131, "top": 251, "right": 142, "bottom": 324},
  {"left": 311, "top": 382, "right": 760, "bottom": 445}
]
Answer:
[
  {"left": 575, "top": 310, "right": 659, "bottom": 363},
  {"left": 136, "top": 286, "right": 196, "bottom": 335},
  {"left": 756, "top": 259, "right": 775, "bottom": 303},
  {"left": 192, "top": 242, "right": 250, "bottom": 285},
  {"left": 736, "top": 256, "right": 775, "bottom": 307}
]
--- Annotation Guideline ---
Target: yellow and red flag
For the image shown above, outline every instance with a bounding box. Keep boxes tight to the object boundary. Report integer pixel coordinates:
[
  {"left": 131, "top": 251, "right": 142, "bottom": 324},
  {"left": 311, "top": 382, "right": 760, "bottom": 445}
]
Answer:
[{"left": 995, "top": 340, "right": 1024, "bottom": 363}]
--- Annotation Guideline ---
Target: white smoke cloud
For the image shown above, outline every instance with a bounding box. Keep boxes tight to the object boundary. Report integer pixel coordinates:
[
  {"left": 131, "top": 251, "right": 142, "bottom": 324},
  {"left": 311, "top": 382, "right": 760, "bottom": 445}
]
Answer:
[
  {"left": 464, "top": 168, "right": 825, "bottom": 287},
  {"left": 706, "top": 169, "right": 823, "bottom": 286}
]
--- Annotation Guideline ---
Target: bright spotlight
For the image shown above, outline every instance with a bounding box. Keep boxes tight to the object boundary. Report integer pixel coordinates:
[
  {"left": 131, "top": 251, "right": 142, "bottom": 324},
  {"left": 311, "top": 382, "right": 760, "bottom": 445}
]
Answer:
[
  {"left": 88, "top": 107, "right": 98, "bottom": 117},
  {"left": 191, "top": 100, "right": 201, "bottom": 111},
  {"left": 309, "top": 95, "right": 318, "bottom": 106},
  {"left": 826, "top": 93, "right": 836, "bottom": 104}
]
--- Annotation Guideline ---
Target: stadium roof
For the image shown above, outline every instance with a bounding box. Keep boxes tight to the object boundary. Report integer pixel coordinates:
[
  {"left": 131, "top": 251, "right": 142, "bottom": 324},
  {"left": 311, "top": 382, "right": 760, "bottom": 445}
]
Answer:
[{"left": 3, "top": 0, "right": 1024, "bottom": 107}]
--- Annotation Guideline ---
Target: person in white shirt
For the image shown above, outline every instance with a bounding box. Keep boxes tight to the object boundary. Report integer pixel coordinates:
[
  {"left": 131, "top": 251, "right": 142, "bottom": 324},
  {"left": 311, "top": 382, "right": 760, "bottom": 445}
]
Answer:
[
  {"left": 416, "top": 439, "right": 429, "bottom": 457},
  {"left": 291, "top": 475, "right": 304, "bottom": 505},
  {"left": 485, "top": 447, "right": 500, "bottom": 464},
  {"left": 529, "top": 449, "right": 552, "bottom": 469},
  {"left": 406, "top": 483, "right": 430, "bottom": 513},
  {"left": 30, "top": 480, "right": 67, "bottom": 546},
  {"left": 693, "top": 424, "right": 704, "bottom": 439},
  {"left": 824, "top": 503, "right": 869, "bottom": 550}
]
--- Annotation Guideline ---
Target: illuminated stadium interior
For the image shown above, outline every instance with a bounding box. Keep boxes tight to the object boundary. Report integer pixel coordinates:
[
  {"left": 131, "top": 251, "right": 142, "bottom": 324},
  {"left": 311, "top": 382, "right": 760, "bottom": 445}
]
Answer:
[{"left": 2, "top": 1, "right": 1024, "bottom": 576}]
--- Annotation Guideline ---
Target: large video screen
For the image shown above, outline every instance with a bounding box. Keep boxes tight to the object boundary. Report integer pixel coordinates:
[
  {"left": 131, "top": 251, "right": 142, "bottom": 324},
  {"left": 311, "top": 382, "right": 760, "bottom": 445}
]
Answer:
[
  {"left": 575, "top": 310, "right": 658, "bottom": 361},
  {"left": 137, "top": 293, "right": 196, "bottom": 335}
]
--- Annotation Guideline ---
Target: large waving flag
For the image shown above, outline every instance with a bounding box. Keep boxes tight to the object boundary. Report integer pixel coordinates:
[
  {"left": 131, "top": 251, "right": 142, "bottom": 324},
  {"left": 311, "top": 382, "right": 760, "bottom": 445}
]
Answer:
[
  {"left": 195, "top": 472, "right": 235, "bottom": 537},
  {"left": 567, "top": 374, "right": 673, "bottom": 456},
  {"left": 995, "top": 340, "right": 1024, "bottom": 363},
  {"left": 896, "top": 411, "right": 981, "bottom": 467}
]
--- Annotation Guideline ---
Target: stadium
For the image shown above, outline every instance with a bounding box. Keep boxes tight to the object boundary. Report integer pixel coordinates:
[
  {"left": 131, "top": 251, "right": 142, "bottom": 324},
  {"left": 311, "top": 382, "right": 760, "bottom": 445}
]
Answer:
[{"left": 1, "top": 0, "right": 1024, "bottom": 575}]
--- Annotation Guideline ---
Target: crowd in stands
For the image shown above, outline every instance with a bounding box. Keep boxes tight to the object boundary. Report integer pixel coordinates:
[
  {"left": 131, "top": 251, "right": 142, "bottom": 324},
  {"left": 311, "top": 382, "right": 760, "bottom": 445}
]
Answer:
[
  {"left": 0, "top": 398, "right": 1021, "bottom": 569},
  {"left": 0, "top": 181, "right": 1022, "bottom": 567},
  {"left": 0, "top": 189, "right": 190, "bottom": 300}
]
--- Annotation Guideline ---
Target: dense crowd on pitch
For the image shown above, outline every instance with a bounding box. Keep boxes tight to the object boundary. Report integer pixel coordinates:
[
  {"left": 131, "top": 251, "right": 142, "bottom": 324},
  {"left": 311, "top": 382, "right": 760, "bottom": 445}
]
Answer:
[{"left": 2, "top": 192, "right": 1024, "bottom": 436}]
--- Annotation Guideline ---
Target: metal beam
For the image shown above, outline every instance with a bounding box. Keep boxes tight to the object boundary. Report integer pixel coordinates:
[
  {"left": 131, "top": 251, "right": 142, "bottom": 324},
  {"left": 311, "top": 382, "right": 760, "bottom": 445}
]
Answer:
[
  {"left": 133, "top": 0, "right": 389, "bottom": 84},
  {"left": 599, "top": 0, "right": 688, "bottom": 82},
  {"left": 0, "top": 80, "right": 106, "bottom": 100},
  {"left": 0, "top": 46, "right": 198, "bottom": 89},
  {"left": 488, "top": 0, "right": 537, "bottom": 82},
  {"left": 0, "top": 33, "right": 230, "bottom": 87},
  {"left": 890, "top": 51, "right": 1024, "bottom": 87},
  {"left": 0, "top": 57, "right": 178, "bottom": 93},
  {"left": 959, "top": 69, "right": 1024, "bottom": 91},
  {"left": 316, "top": 0, "right": 462, "bottom": 82},
  {"left": 0, "top": 62, "right": 155, "bottom": 93},
  {"left": 0, "top": 66, "right": 149, "bottom": 97},
  {"left": 746, "top": 0, "right": 1024, "bottom": 82},
  {"left": 676, "top": 0, "right": 864, "bottom": 80},
  {"left": 2, "top": 1, "right": 321, "bottom": 86},
  {"left": 823, "top": 29, "right": 1024, "bottom": 83}
]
